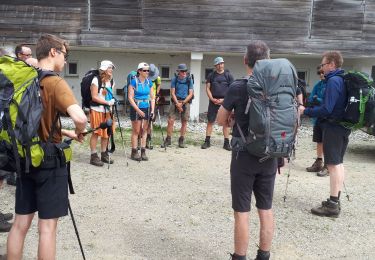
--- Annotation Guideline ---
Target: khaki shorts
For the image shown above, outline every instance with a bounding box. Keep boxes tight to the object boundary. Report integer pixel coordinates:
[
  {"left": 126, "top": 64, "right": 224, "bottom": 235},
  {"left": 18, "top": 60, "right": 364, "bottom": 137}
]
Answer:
[{"left": 168, "top": 102, "right": 190, "bottom": 121}]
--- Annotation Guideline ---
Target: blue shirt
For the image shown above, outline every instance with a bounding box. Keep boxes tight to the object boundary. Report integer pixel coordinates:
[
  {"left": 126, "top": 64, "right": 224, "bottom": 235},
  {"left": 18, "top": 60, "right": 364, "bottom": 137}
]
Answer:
[
  {"left": 131, "top": 77, "right": 152, "bottom": 108},
  {"left": 171, "top": 76, "right": 194, "bottom": 99},
  {"left": 304, "top": 69, "right": 346, "bottom": 120}
]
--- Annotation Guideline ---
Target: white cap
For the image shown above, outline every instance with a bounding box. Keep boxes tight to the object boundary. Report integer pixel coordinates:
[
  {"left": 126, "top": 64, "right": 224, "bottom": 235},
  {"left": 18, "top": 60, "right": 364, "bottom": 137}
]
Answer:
[
  {"left": 99, "top": 60, "right": 115, "bottom": 70},
  {"left": 137, "top": 62, "right": 149, "bottom": 70}
]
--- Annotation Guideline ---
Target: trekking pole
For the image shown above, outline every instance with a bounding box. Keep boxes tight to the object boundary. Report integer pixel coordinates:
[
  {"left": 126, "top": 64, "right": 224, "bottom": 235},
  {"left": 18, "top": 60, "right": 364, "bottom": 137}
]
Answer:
[
  {"left": 113, "top": 102, "right": 129, "bottom": 167},
  {"left": 343, "top": 181, "right": 351, "bottom": 201},
  {"left": 282, "top": 158, "right": 292, "bottom": 202},
  {"left": 157, "top": 106, "right": 167, "bottom": 151},
  {"left": 68, "top": 200, "right": 86, "bottom": 260}
]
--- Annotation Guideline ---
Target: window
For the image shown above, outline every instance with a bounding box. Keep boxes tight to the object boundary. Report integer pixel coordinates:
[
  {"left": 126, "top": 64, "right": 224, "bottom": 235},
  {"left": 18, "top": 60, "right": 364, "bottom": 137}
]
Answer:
[
  {"left": 297, "top": 71, "right": 307, "bottom": 80},
  {"left": 161, "top": 66, "right": 170, "bottom": 79},
  {"left": 65, "top": 61, "right": 78, "bottom": 77},
  {"left": 205, "top": 68, "right": 214, "bottom": 80}
]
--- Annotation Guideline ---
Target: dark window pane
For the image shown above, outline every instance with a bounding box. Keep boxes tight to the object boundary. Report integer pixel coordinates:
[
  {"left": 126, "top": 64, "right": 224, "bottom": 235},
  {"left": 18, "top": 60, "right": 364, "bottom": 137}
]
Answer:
[
  {"left": 69, "top": 63, "right": 77, "bottom": 75},
  {"left": 161, "top": 66, "right": 170, "bottom": 78}
]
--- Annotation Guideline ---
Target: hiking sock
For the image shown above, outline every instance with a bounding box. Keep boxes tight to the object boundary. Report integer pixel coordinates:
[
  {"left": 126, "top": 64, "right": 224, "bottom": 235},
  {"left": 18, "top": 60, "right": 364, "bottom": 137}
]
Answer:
[
  {"left": 224, "top": 138, "right": 230, "bottom": 144},
  {"left": 317, "top": 157, "right": 323, "bottom": 161},
  {"left": 91, "top": 150, "right": 97, "bottom": 155},
  {"left": 255, "top": 249, "right": 270, "bottom": 260},
  {"left": 231, "top": 253, "right": 246, "bottom": 260},
  {"left": 330, "top": 196, "right": 339, "bottom": 203},
  {"left": 205, "top": 136, "right": 211, "bottom": 142}
]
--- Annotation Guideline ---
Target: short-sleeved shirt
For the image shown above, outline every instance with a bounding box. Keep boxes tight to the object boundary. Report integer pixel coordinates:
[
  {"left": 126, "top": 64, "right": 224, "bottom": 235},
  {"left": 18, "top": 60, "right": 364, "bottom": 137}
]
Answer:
[
  {"left": 222, "top": 78, "right": 249, "bottom": 137},
  {"left": 152, "top": 76, "right": 161, "bottom": 97},
  {"left": 170, "top": 76, "right": 194, "bottom": 99},
  {"left": 131, "top": 77, "right": 153, "bottom": 108},
  {"left": 38, "top": 75, "right": 77, "bottom": 143},
  {"left": 206, "top": 70, "right": 234, "bottom": 98},
  {"left": 90, "top": 76, "right": 115, "bottom": 113}
]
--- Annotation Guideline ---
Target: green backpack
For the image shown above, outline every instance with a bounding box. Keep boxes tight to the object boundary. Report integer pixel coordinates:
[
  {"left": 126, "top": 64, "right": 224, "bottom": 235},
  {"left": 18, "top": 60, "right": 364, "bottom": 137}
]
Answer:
[{"left": 0, "top": 55, "right": 68, "bottom": 174}]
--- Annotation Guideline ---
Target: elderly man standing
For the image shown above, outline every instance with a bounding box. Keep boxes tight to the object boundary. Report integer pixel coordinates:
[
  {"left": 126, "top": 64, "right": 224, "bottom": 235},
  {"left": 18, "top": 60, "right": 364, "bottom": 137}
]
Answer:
[
  {"left": 201, "top": 57, "right": 234, "bottom": 150},
  {"left": 162, "top": 64, "right": 194, "bottom": 148}
]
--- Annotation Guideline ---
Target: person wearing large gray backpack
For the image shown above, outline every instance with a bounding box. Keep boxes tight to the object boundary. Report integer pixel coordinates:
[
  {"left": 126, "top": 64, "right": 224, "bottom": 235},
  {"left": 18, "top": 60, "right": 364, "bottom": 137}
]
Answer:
[{"left": 217, "top": 40, "right": 298, "bottom": 260}]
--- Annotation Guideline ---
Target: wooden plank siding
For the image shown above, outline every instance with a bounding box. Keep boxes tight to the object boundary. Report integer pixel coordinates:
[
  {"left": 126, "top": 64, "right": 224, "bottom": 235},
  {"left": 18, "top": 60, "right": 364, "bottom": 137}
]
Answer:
[{"left": 1, "top": 0, "right": 375, "bottom": 57}]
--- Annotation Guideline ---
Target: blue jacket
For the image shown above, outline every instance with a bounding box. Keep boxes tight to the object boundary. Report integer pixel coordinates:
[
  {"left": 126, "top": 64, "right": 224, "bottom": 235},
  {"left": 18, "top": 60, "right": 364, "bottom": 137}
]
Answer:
[
  {"left": 304, "top": 69, "right": 346, "bottom": 120},
  {"left": 308, "top": 80, "right": 326, "bottom": 104}
]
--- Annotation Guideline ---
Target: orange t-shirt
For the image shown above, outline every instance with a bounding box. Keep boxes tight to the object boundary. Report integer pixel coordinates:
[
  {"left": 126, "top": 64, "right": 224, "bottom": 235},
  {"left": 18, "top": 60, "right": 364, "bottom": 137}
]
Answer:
[{"left": 38, "top": 75, "right": 77, "bottom": 143}]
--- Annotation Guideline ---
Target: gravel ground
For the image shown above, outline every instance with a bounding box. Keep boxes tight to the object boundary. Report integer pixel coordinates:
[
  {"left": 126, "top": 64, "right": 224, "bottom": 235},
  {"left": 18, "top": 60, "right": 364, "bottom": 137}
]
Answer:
[{"left": 0, "top": 116, "right": 374, "bottom": 260}]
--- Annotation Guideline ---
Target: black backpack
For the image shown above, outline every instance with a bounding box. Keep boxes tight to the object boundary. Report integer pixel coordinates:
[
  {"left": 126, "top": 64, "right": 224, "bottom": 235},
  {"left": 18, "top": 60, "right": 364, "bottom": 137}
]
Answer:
[
  {"left": 81, "top": 69, "right": 100, "bottom": 109},
  {"left": 80, "top": 69, "right": 114, "bottom": 109},
  {"left": 209, "top": 69, "right": 232, "bottom": 85},
  {"left": 340, "top": 71, "right": 375, "bottom": 130}
]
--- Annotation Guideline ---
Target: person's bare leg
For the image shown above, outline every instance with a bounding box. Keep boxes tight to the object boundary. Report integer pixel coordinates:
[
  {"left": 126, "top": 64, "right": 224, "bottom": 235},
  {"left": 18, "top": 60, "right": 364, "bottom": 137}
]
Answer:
[
  {"left": 328, "top": 164, "right": 344, "bottom": 197},
  {"left": 234, "top": 211, "right": 249, "bottom": 256},
  {"left": 7, "top": 213, "right": 34, "bottom": 260},
  {"left": 257, "top": 209, "right": 274, "bottom": 251},
  {"left": 37, "top": 218, "right": 58, "bottom": 260}
]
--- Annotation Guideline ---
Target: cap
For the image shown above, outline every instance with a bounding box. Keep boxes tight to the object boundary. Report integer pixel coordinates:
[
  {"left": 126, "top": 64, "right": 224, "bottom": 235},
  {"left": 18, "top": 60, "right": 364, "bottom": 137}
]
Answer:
[
  {"left": 137, "top": 62, "right": 149, "bottom": 70},
  {"left": 176, "top": 63, "right": 188, "bottom": 71},
  {"left": 213, "top": 57, "right": 224, "bottom": 66},
  {"left": 99, "top": 60, "right": 115, "bottom": 71},
  {"left": 149, "top": 64, "right": 159, "bottom": 81}
]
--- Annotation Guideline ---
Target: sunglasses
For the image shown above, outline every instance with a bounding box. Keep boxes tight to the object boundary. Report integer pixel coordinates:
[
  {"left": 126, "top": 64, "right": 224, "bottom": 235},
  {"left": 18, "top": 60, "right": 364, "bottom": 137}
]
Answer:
[{"left": 142, "top": 70, "right": 150, "bottom": 72}]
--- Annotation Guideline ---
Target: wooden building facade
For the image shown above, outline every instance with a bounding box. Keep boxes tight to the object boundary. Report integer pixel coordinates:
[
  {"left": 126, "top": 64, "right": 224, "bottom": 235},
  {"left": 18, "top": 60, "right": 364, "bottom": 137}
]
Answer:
[{"left": 1, "top": 0, "right": 375, "bottom": 119}]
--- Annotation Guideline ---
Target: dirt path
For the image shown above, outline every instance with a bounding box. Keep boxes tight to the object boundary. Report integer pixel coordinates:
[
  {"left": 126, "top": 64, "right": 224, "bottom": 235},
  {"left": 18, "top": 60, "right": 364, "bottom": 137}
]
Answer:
[{"left": 1, "top": 127, "right": 375, "bottom": 259}]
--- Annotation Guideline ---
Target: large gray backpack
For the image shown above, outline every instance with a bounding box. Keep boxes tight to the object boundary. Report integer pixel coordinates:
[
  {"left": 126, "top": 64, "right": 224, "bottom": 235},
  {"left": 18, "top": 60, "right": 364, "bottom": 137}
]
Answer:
[{"left": 237, "top": 58, "right": 299, "bottom": 161}]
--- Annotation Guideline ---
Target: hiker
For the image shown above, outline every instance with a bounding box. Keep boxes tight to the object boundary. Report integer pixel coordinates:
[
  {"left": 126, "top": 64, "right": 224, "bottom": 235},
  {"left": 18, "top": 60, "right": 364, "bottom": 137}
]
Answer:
[
  {"left": 6, "top": 45, "right": 33, "bottom": 187},
  {"left": 146, "top": 64, "right": 161, "bottom": 149},
  {"left": 15, "top": 44, "right": 32, "bottom": 61},
  {"left": 128, "top": 62, "right": 155, "bottom": 161},
  {"left": 0, "top": 48, "right": 14, "bottom": 232},
  {"left": 7, "top": 34, "right": 87, "bottom": 259},
  {"left": 300, "top": 51, "right": 351, "bottom": 218},
  {"left": 201, "top": 57, "right": 234, "bottom": 151},
  {"left": 306, "top": 70, "right": 329, "bottom": 177},
  {"left": 217, "top": 40, "right": 278, "bottom": 260},
  {"left": 89, "top": 60, "right": 116, "bottom": 166},
  {"left": 163, "top": 63, "right": 194, "bottom": 148}
]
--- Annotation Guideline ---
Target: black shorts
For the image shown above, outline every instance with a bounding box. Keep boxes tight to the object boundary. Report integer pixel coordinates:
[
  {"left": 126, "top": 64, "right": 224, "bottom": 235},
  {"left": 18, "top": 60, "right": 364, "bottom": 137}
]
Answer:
[
  {"left": 130, "top": 107, "right": 150, "bottom": 121},
  {"left": 321, "top": 121, "right": 351, "bottom": 165},
  {"left": 312, "top": 121, "right": 323, "bottom": 143},
  {"left": 230, "top": 151, "right": 277, "bottom": 212},
  {"left": 207, "top": 101, "right": 221, "bottom": 123},
  {"left": 15, "top": 166, "right": 69, "bottom": 219}
]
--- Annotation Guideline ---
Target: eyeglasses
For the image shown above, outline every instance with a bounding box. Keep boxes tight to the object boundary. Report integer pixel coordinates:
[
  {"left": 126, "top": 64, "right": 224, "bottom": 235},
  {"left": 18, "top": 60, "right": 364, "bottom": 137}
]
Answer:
[
  {"left": 56, "top": 49, "right": 69, "bottom": 61},
  {"left": 21, "top": 53, "right": 32, "bottom": 58},
  {"left": 179, "top": 70, "right": 187, "bottom": 73},
  {"left": 318, "top": 62, "right": 329, "bottom": 68},
  {"left": 142, "top": 70, "right": 150, "bottom": 72}
]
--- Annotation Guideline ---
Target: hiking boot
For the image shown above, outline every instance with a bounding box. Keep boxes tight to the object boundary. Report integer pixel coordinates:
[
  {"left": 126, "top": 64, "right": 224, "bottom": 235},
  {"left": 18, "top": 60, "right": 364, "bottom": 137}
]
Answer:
[
  {"left": 229, "top": 253, "right": 247, "bottom": 260},
  {"left": 6, "top": 173, "right": 16, "bottom": 186},
  {"left": 0, "top": 219, "right": 12, "bottom": 233},
  {"left": 178, "top": 137, "right": 186, "bottom": 148},
  {"left": 311, "top": 199, "right": 340, "bottom": 218},
  {"left": 141, "top": 148, "right": 148, "bottom": 161},
  {"left": 223, "top": 141, "right": 232, "bottom": 151},
  {"left": 306, "top": 158, "right": 324, "bottom": 172},
  {"left": 161, "top": 136, "right": 171, "bottom": 148},
  {"left": 317, "top": 165, "right": 329, "bottom": 177},
  {"left": 146, "top": 136, "right": 153, "bottom": 150},
  {"left": 90, "top": 153, "right": 104, "bottom": 167},
  {"left": 130, "top": 149, "right": 141, "bottom": 161},
  {"left": 0, "top": 212, "right": 13, "bottom": 222},
  {"left": 201, "top": 140, "right": 211, "bottom": 149},
  {"left": 254, "top": 249, "right": 270, "bottom": 260},
  {"left": 101, "top": 151, "right": 114, "bottom": 164}
]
